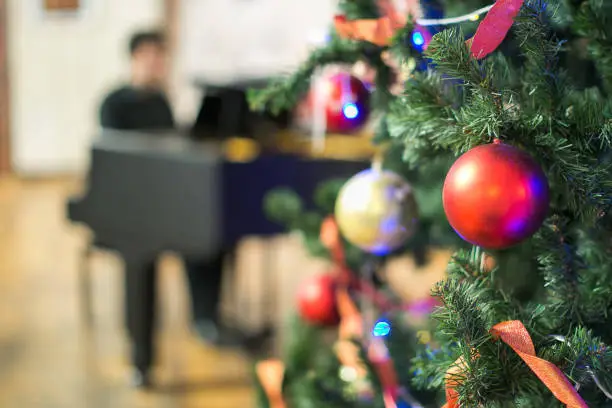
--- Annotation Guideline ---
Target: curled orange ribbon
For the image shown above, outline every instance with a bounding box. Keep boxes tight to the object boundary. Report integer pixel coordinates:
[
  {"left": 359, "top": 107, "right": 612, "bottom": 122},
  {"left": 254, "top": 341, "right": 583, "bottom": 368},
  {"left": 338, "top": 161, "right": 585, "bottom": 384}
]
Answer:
[
  {"left": 334, "top": 0, "right": 421, "bottom": 46},
  {"left": 443, "top": 320, "right": 588, "bottom": 408},
  {"left": 334, "top": 15, "right": 399, "bottom": 46},
  {"left": 256, "top": 360, "right": 286, "bottom": 408}
]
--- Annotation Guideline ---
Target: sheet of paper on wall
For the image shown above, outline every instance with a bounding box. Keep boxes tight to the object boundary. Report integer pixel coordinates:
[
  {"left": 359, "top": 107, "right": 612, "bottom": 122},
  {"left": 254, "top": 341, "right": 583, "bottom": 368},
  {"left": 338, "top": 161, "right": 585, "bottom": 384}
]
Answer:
[
  {"left": 177, "top": 0, "right": 336, "bottom": 86},
  {"left": 44, "top": 0, "right": 80, "bottom": 11},
  {"left": 25, "top": 1, "right": 109, "bottom": 33},
  {"left": 33, "top": 0, "right": 93, "bottom": 21}
]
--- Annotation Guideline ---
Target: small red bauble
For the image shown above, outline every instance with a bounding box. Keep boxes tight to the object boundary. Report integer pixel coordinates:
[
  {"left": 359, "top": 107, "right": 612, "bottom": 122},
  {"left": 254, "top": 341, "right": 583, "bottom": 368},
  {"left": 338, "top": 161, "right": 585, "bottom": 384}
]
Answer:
[
  {"left": 297, "top": 273, "right": 339, "bottom": 326},
  {"left": 442, "top": 141, "right": 549, "bottom": 249},
  {"left": 306, "top": 72, "right": 370, "bottom": 134}
]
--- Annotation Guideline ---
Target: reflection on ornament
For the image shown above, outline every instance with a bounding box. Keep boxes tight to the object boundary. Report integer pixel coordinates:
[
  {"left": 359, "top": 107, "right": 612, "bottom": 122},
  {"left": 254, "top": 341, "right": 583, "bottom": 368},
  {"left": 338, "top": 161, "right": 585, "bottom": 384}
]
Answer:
[
  {"left": 335, "top": 168, "right": 419, "bottom": 255},
  {"left": 343, "top": 103, "right": 360, "bottom": 119},
  {"left": 443, "top": 141, "right": 549, "bottom": 249}
]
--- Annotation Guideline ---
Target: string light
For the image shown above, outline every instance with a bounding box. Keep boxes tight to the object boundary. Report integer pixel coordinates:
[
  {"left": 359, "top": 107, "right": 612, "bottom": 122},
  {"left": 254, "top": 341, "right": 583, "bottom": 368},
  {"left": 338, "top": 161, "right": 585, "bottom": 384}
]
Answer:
[
  {"left": 412, "top": 31, "right": 425, "bottom": 46},
  {"left": 415, "top": 4, "right": 495, "bottom": 27},
  {"left": 372, "top": 320, "right": 391, "bottom": 337}
]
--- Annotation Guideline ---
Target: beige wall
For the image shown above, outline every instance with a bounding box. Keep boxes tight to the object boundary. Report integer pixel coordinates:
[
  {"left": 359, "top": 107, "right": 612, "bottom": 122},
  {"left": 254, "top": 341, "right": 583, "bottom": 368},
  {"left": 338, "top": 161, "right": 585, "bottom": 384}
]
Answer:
[{"left": 8, "top": 0, "right": 164, "bottom": 175}]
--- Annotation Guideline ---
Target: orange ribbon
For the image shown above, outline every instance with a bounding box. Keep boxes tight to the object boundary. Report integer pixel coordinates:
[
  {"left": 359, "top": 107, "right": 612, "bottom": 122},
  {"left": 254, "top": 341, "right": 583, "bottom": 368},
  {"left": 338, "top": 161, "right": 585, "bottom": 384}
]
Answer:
[
  {"left": 256, "top": 360, "right": 286, "bottom": 408},
  {"left": 336, "top": 286, "right": 364, "bottom": 339},
  {"left": 335, "top": 286, "right": 368, "bottom": 378},
  {"left": 334, "top": 15, "right": 399, "bottom": 46},
  {"left": 320, "top": 216, "right": 348, "bottom": 277},
  {"left": 443, "top": 320, "right": 588, "bottom": 408},
  {"left": 334, "top": 0, "right": 421, "bottom": 46}
]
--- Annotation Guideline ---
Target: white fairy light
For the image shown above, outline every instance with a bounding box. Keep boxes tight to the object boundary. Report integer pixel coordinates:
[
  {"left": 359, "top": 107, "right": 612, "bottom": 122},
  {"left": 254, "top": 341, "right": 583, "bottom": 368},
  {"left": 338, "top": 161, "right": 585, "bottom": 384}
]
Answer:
[{"left": 415, "top": 4, "right": 495, "bottom": 26}]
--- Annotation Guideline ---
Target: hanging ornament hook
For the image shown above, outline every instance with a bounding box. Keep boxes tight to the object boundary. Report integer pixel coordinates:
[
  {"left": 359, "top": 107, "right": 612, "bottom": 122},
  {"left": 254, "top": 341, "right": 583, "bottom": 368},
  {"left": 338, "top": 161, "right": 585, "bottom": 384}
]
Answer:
[{"left": 549, "top": 335, "right": 612, "bottom": 400}]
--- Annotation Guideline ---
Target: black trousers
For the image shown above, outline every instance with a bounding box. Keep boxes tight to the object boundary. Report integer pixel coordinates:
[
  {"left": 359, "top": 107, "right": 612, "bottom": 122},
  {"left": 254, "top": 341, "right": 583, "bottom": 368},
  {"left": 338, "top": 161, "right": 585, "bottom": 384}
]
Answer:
[
  {"left": 124, "top": 249, "right": 231, "bottom": 381},
  {"left": 183, "top": 249, "right": 232, "bottom": 325}
]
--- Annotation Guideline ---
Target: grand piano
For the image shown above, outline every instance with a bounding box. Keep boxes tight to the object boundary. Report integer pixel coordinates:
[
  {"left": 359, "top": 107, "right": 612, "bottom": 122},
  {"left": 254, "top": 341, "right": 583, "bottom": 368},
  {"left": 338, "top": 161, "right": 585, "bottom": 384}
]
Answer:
[{"left": 67, "top": 82, "right": 371, "bottom": 386}]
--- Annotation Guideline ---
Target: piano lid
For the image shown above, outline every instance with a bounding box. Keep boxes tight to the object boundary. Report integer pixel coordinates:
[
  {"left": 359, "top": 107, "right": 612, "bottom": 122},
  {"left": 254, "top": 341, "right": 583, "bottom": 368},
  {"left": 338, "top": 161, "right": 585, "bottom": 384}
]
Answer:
[
  {"left": 190, "top": 79, "right": 292, "bottom": 141},
  {"left": 94, "top": 130, "right": 222, "bottom": 160},
  {"left": 192, "top": 77, "right": 276, "bottom": 92}
]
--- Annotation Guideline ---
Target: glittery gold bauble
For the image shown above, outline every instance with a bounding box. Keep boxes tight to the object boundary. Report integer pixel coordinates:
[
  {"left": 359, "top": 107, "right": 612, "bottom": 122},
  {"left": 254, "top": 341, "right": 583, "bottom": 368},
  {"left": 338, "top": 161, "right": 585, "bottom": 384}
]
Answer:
[{"left": 335, "top": 168, "right": 418, "bottom": 255}]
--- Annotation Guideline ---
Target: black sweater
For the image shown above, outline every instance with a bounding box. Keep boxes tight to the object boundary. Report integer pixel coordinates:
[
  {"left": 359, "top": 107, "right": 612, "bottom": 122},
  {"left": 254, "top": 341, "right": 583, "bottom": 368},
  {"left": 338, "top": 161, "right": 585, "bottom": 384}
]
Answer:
[{"left": 99, "top": 86, "right": 175, "bottom": 130}]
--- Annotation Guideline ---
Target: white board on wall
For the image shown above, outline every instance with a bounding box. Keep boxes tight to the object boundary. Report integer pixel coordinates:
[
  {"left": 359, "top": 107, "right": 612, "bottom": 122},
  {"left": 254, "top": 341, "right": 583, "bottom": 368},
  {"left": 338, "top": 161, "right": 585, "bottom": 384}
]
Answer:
[{"left": 177, "top": 0, "right": 336, "bottom": 84}]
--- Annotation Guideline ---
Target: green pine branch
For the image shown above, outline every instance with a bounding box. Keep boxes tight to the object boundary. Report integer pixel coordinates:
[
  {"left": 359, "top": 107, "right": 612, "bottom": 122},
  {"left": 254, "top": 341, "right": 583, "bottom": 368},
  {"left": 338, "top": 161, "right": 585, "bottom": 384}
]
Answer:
[
  {"left": 337, "top": 0, "right": 381, "bottom": 19},
  {"left": 574, "top": 0, "right": 612, "bottom": 92}
]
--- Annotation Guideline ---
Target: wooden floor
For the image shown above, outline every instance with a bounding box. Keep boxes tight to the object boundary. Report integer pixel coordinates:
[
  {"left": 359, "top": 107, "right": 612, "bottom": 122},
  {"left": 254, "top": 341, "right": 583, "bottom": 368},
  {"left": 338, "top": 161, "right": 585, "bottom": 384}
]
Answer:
[{"left": 0, "top": 177, "right": 254, "bottom": 408}]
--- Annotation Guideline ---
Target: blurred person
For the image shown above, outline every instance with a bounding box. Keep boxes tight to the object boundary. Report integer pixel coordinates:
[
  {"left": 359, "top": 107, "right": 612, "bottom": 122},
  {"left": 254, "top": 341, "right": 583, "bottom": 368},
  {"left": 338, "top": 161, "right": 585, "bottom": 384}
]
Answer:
[
  {"left": 100, "top": 30, "right": 174, "bottom": 130},
  {"left": 99, "top": 30, "right": 246, "bottom": 348}
]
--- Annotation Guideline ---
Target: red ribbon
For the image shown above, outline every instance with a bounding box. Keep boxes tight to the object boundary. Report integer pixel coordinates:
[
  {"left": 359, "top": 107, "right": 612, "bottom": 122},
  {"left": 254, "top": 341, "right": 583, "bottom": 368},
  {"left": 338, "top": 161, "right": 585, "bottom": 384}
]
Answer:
[{"left": 468, "top": 0, "right": 524, "bottom": 59}]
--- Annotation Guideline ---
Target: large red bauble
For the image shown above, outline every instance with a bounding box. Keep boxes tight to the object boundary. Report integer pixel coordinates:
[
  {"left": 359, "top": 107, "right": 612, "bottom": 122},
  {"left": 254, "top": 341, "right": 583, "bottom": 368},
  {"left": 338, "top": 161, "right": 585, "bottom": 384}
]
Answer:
[
  {"left": 297, "top": 274, "right": 339, "bottom": 326},
  {"left": 307, "top": 72, "right": 370, "bottom": 134},
  {"left": 442, "top": 142, "right": 549, "bottom": 249}
]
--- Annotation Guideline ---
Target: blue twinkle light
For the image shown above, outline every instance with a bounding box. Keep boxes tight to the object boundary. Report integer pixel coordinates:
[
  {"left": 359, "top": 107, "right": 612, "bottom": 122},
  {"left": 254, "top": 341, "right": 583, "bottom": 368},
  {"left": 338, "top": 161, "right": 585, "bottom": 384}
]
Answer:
[
  {"left": 412, "top": 31, "right": 425, "bottom": 47},
  {"left": 342, "top": 103, "right": 359, "bottom": 119},
  {"left": 372, "top": 320, "right": 391, "bottom": 337}
]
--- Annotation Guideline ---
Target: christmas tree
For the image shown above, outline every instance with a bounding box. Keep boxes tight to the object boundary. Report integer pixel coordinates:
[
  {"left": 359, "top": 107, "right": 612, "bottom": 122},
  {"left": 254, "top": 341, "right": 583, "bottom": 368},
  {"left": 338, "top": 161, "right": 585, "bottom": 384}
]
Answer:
[{"left": 250, "top": 0, "right": 612, "bottom": 406}]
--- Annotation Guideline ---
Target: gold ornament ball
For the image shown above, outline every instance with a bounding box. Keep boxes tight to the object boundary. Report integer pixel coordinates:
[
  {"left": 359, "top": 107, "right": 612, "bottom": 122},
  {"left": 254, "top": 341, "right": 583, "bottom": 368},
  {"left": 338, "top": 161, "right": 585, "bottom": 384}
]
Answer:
[{"left": 335, "top": 168, "right": 418, "bottom": 255}]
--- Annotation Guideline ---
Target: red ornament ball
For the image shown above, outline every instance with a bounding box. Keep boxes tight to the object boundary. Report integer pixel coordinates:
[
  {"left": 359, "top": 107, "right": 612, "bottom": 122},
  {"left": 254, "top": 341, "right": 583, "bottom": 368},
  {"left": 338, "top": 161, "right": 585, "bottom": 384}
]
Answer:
[
  {"left": 442, "top": 141, "right": 549, "bottom": 249},
  {"left": 297, "top": 274, "right": 339, "bottom": 326},
  {"left": 306, "top": 72, "right": 370, "bottom": 134}
]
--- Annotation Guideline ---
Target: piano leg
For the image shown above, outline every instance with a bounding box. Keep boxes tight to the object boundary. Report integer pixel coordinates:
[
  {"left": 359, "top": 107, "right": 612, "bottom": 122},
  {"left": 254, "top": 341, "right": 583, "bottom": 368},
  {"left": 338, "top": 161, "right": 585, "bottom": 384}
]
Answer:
[
  {"left": 124, "top": 256, "right": 157, "bottom": 387},
  {"left": 80, "top": 241, "right": 95, "bottom": 326}
]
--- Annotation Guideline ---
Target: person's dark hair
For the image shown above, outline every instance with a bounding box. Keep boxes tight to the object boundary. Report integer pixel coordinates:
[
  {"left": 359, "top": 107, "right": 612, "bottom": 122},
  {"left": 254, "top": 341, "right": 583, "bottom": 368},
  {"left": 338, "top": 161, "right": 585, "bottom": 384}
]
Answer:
[{"left": 129, "top": 30, "right": 165, "bottom": 55}]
